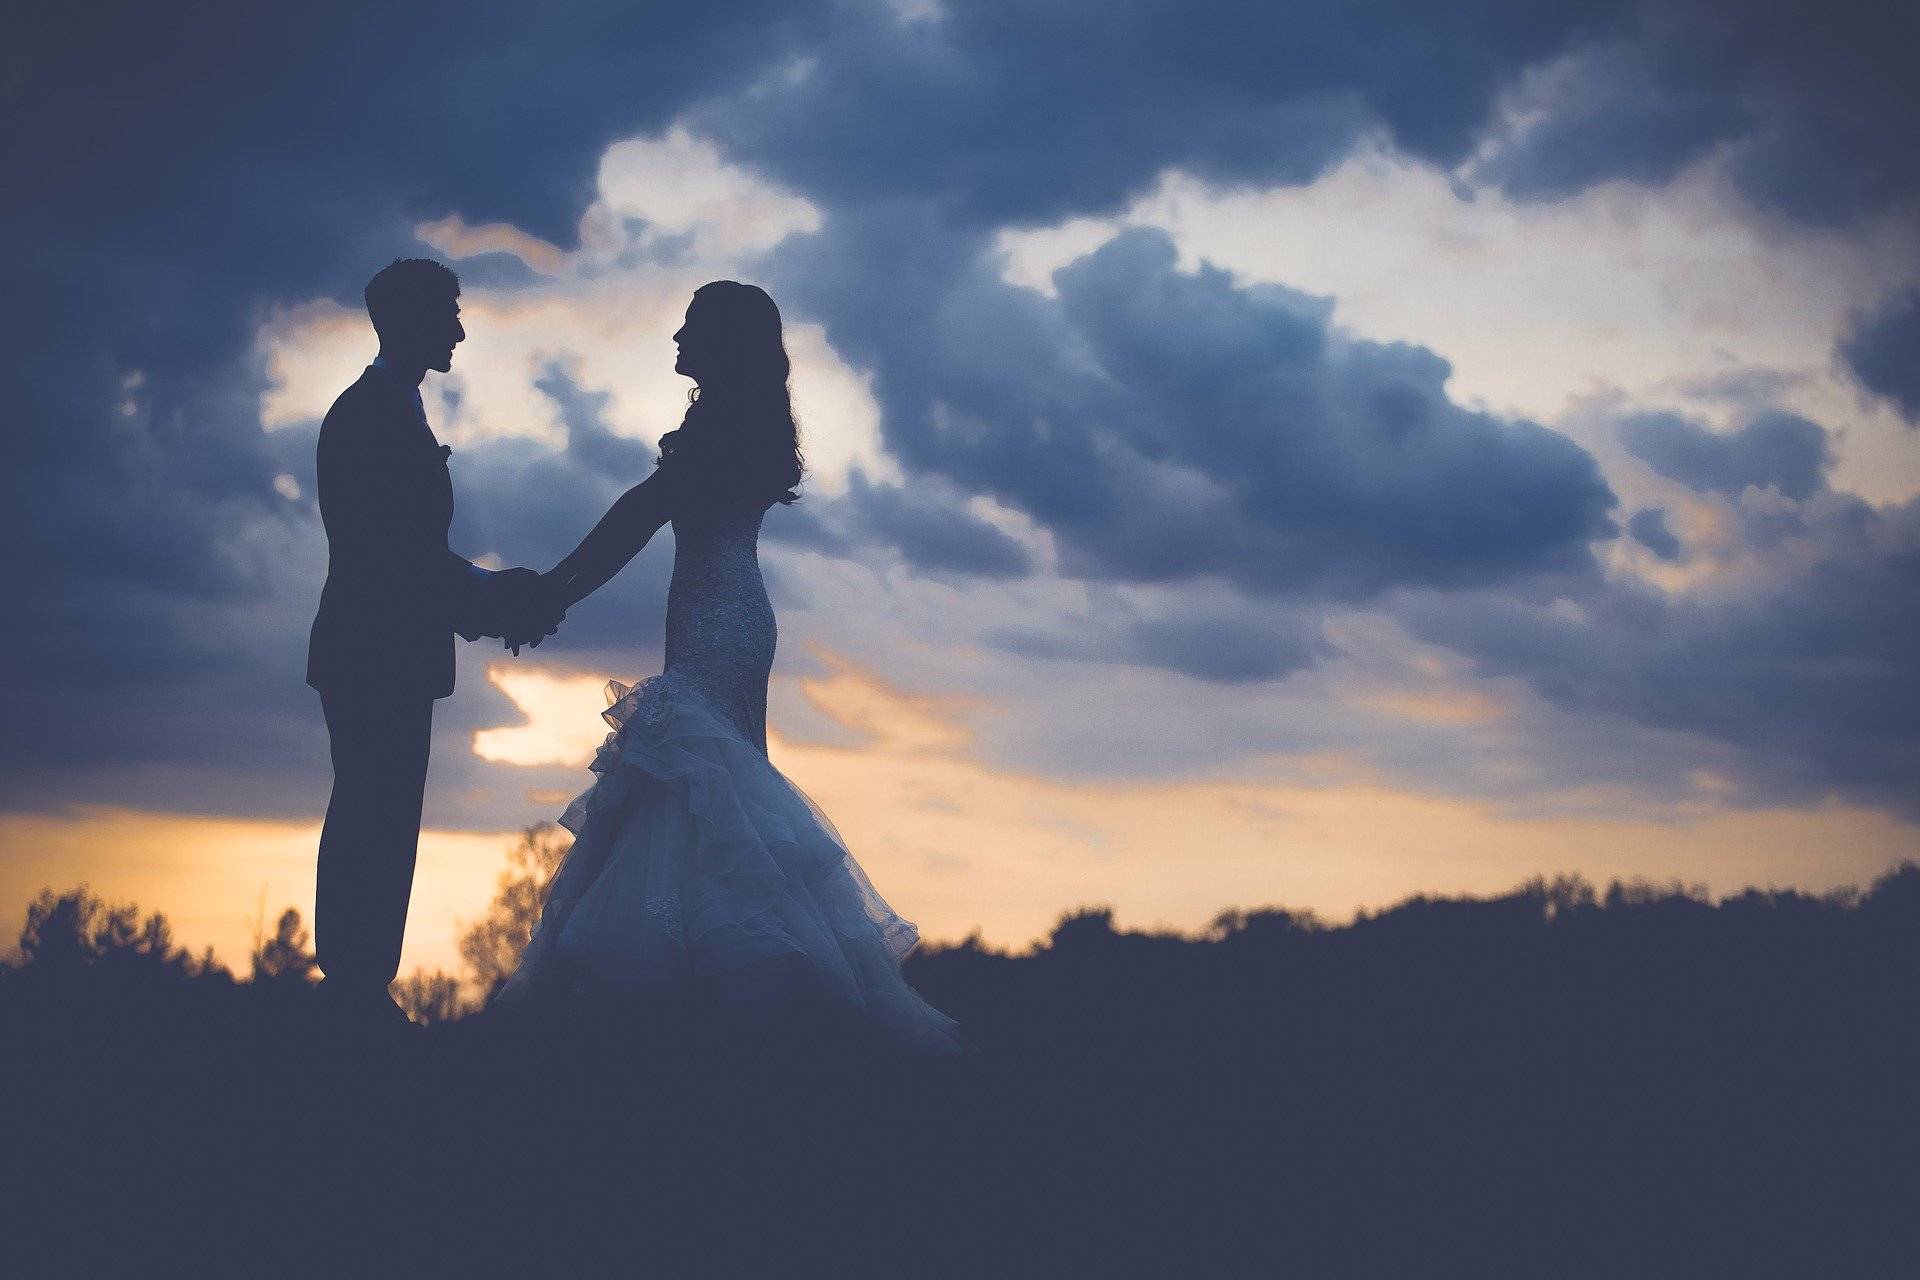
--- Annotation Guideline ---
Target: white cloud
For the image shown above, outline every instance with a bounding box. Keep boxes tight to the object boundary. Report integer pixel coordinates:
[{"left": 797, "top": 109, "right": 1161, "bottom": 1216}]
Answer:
[
  {"left": 588, "top": 126, "right": 822, "bottom": 262},
  {"left": 471, "top": 664, "right": 613, "bottom": 767},
  {"left": 256, "top": 299, "right": 372, "bottom": 431}
]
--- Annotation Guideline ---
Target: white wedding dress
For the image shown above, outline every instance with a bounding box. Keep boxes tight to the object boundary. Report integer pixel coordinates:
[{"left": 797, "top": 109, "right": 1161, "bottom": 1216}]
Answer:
[{"left": 496, "top": 497, "right": 961, "bottom": 1053}]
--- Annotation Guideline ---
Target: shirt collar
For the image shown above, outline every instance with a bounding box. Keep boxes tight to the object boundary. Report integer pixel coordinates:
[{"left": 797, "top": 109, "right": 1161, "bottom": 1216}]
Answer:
[{"left": 369, "top": 353, "right": 427, "bottom": 387}]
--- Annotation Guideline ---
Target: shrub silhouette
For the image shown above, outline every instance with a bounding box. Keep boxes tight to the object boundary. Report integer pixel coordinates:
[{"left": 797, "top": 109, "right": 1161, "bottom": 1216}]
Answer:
[
  {"left": 392, "top": 968, "right": 467, "bottom": 1024},
  {"left": 458, "top": 821, "right": 571, "bottom": 999},
  {"left": 13, "top": 886, "right": 214, "bottom": 983},
  {"left": 249, "top": 906, "right": 317, "bottom": 986}
]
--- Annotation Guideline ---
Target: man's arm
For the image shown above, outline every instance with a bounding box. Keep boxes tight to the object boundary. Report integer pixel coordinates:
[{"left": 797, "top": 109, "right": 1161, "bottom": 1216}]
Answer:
[{"left": 451, "top": 559, "right": 494, "bottom": 642}]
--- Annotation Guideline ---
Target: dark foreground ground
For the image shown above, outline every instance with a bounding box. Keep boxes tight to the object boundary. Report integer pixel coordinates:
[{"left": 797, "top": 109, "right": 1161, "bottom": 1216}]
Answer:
[{"left": 5, "top": 871, "right": 1920, "bottom": 1277}]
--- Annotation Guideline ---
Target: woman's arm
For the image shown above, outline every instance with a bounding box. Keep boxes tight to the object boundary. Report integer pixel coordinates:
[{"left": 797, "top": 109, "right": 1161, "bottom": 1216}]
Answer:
[{"left": 543, "top": 469, "right": 675, "bottom": 610}]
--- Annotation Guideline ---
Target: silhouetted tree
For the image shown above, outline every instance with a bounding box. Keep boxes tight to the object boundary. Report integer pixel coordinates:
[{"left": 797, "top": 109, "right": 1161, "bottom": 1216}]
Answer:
[
  {"left": 250, "top": 907, "right": 317, "bottom": 986},
  {"left": 1604, "top": 875, "right": 1709, "bottom": 908},
  {"left": 1517, "top": 871, "right": 1600, "bottom": 920},
  {"left": 1206, "top": 905, "right": 1323, "bottom": 942},
  {"left": 1046, "top": 905, "right": 1117, "bottom": 953},
  {"left": 192, "top": 945, "right": 225, "bottom": 978},
  {"left": 14, "top": 886, "right": 200, "bottom": 979},
  {"left": 458, "top": 822, "right": 571, "bottom": 997}
]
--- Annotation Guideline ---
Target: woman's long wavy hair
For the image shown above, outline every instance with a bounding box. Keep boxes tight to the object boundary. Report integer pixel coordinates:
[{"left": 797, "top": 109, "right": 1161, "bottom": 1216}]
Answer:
[{"left": 659, "top": 281, "right": 804, "bottom": 506}]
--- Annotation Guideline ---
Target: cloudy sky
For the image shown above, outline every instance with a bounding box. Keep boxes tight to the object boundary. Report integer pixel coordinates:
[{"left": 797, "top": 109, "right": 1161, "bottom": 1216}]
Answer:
[{"left": 4, "top": 0, "right": 1917, "bottom": 977}]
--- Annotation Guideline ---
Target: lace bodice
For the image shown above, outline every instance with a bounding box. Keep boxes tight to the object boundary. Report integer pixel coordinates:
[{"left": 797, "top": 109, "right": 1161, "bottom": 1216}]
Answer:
[{"left": 662, "top": 504, "right": 775, "bottom": 752}]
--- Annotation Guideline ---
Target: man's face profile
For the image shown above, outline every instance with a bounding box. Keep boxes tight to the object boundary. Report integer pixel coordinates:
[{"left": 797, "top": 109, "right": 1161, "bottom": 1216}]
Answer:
[{"left": 418, "top": 296, "right": 464, "bottom": 373}]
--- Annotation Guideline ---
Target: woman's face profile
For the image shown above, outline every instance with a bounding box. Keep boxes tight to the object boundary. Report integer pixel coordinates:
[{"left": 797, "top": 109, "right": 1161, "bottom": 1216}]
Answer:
[{"left": 672, "top": 296, "right": 715, "bottom": 384}]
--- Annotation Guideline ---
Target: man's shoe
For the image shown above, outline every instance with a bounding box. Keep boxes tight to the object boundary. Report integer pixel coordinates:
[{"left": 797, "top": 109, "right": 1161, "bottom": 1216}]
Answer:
[{"left": 317, "top": 978, "right": 420, "bottom": 1037}]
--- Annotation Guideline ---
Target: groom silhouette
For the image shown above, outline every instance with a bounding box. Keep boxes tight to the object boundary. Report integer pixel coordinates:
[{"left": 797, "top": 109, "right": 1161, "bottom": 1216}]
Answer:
[{"left": 306, "top": 257, "right": 560, "bottom": 1028}]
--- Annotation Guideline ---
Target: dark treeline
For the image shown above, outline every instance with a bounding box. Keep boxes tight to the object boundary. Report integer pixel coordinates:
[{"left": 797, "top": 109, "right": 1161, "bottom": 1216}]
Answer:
[{"left": 4, "top": 849, "right": 1918, "bottom": 1276}]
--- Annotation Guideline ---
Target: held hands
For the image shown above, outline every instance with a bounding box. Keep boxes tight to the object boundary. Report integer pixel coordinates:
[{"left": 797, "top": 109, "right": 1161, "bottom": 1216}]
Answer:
[{"left": 485, "top": 568, "right": 567, "bottom": 655}]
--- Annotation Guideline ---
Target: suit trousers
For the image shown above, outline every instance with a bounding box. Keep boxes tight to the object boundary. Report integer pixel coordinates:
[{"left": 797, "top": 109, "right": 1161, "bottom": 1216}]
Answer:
[{"left": 316, "top": 689, "right": 435, "bottom": 990}]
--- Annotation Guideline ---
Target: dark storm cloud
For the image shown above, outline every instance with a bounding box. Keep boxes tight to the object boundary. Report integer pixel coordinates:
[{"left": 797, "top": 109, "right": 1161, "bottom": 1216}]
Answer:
[
  {"left": 773, "top": 223, "right": 1617, "bottom": 600},
  {"left": 838, "top": 471, "right": 1031, "bottom": 580},
  {"left": 1474, "top": 1, "right": 1920, "bottom": 224},
  {"left": 1403, "top": 489, "right": 1920, "bottom": 817},
  {"left": 1620, "top": 410, "right": 1831, "bottom": 501},
  {"left": 988, "top": 596, "right": 1332, "bottom": 686},
  {"left": 1469, "top": 37, "right": 1750, "bottom": 199},
  {"left": 1126, "top": 611, "right": 1330, "bottom": 685},
  {"left": 1626, "top": 508, "right": 1682, "bottom": 561},
  {"left": 1841, "top": 289, "right": 1920, "bottom": 426},
  {"left": 760, "top": 500, "right": 859, "bottom": 559},
  {"left": 694, "top": 0, "right": 1628, "bottom": 229}
]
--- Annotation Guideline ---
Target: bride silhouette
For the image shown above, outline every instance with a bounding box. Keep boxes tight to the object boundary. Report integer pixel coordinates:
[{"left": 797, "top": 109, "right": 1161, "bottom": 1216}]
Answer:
[{"left": 494, "top": 282, "right": 960, "bottom": 1053}]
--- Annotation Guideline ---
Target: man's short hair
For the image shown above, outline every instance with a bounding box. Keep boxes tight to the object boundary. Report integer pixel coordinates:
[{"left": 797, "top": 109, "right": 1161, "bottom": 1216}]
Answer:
[{"left": 364, "top": 258, "right": 460, "bottom": 334}]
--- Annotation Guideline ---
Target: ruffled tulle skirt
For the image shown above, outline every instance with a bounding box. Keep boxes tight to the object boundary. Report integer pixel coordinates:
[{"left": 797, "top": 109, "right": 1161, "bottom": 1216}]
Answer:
[{"left": 495, "top": 671, "right": 961, "bottom": 1054}]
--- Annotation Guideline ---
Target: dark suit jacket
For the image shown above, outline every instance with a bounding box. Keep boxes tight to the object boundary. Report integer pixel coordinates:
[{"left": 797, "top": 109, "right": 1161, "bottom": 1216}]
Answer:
[{"left": 307, "top": 365, "right": 487, "bottom": 700}]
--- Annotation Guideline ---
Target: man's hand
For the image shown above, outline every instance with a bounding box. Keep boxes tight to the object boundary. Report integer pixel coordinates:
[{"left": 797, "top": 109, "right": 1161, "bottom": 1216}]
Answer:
[{"left": 499, "top": 572, "right": 566, "bottom": 655}]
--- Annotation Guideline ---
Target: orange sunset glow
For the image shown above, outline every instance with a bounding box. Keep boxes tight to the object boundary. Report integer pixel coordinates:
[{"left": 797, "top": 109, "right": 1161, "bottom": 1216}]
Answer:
[{"left": 7, "top": 648, "right": 1911, "bottom": 982}]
